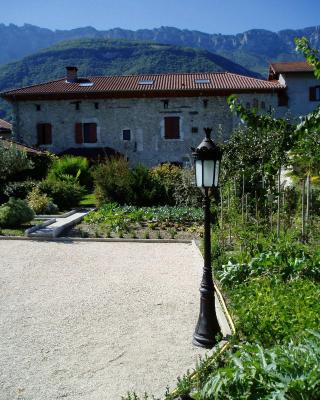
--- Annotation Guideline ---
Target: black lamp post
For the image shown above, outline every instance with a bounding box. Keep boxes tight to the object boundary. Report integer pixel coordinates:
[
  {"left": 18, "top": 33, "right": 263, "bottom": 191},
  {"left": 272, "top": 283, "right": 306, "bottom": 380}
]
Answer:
[{"left": 192, "top": 127, "right": 222, "bottom": 348}]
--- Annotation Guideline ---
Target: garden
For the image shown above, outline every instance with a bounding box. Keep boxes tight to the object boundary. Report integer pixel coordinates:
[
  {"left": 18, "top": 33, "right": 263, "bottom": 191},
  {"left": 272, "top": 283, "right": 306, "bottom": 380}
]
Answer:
[
  {"left": 121, "top": 38, "right": 320, "bottom": 399},
  {"left": 0, "top": 38, "right": 319, "bottom": 399}
]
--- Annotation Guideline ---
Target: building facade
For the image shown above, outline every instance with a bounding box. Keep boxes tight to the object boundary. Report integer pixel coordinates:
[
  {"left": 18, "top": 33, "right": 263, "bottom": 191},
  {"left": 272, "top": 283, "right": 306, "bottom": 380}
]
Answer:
[
  {"left": 0, "top": 66, "right": 295, "bottom": 166},
  {"left": 268, "top": 61, "right": 320, "bottom": 118}
]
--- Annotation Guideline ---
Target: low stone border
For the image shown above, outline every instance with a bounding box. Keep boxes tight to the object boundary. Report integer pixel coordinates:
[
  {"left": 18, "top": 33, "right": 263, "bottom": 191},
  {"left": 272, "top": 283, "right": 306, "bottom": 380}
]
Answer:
[
  {"left": 25, "top": 218, "right": 56, "bottom": 236},
  {"left": 0, "top": 235, "right": 193, "bottom": 243},
  {"left": 35, "top": 209, "right": 77, "bottom": 220}
]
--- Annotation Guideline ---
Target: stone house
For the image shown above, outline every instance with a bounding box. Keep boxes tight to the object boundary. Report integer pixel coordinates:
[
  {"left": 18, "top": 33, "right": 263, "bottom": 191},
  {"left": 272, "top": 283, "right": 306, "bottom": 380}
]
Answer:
[
  {"left": 268, "top": 61, "right": 319, "bottom": 118},
  {"left": 1, "top": 66, "right": 288, "bottom": 166}
]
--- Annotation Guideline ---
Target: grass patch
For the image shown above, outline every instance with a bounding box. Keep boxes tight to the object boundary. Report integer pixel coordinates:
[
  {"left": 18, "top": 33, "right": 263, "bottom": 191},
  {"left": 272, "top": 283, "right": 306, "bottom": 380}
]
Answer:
[{"left": 79, "top": 193, "right": 96, "bottom": 206}]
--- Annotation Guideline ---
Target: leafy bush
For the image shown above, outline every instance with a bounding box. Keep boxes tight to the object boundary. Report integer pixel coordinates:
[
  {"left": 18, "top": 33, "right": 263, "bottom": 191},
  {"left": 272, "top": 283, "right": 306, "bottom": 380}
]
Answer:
[
  {"left": 11, "top": 152, "right": 54, "bottom": 181},
  {"left": 199, "top": 333, "right": 320, "bottom": 400},
  {"left": 39, "top": 179, "right": 85, "bottom": 210},
  {"left": 130, "top": 164, "right": 166, "bottom": 206},
  {"left": 228, "top": 278, "right": 320, "bottom": 346},
  {"left": 27, "top": 187, "right": 58, "bottom": 214},
  {"left": 4, "top": 180, "right": 37, "bottom": 199},
  {"left": 216, "top": 240, "right": 320, "bottom": 286},
  {"left": 92, "top": 157, "right": 133, "bottom": 206},
  {"left": 173, "top": 168, "right": 202, "bottom": 207},
  {"left": 151, "top": 163, "right": 182, "bottom": 204},
  {"left": 0, "top": 198, "right": 34, "bottom": 227},
  {"left": 47, "top": 155, "right": 91, "bottom": 188},
  {"left": 0, "top": 142, "right": 34, "bottom": 182}
]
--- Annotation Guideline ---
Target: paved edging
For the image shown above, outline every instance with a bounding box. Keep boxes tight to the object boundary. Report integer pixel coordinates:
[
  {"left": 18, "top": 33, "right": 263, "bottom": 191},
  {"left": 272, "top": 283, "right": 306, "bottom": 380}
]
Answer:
[
  {"left": 25, "top": 218, "right": 56, "bottom": 236},
  {"left": 35, "top": 209, "right": 77, "bottom": 219},
  {"left": 0, "top": 235, "right": 192, "bottom": 243}
]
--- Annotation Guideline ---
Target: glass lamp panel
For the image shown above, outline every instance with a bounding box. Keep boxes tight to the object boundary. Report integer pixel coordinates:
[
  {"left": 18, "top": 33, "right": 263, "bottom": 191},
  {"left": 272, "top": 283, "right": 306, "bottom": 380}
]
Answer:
[
  {"left": 195, "top": 160, "right": 203, "bottom": 187},
  {"left": 203, "top": 160, "right": 215, "bottom": 187},
  {"left": 214, "top": 160, "right": 220, "bottom": 187}
]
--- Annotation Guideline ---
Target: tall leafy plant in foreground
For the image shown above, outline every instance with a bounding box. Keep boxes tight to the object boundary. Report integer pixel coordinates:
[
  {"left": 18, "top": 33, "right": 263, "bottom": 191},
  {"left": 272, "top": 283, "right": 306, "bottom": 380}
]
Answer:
[{"left": 199, "top": 332, "right": 320, "bottom": 400}]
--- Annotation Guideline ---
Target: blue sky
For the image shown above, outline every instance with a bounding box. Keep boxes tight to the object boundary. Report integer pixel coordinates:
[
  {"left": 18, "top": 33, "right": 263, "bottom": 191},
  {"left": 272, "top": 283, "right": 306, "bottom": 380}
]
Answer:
[{"left": 1, "top": 0, "right": 319, "bottom": 34}]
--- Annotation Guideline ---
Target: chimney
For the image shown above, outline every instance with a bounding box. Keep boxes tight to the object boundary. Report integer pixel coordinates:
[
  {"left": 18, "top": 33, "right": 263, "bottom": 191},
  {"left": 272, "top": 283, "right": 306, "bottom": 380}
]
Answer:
[{"left": 66, "top": 66, "right": 78, "bottom": 83}]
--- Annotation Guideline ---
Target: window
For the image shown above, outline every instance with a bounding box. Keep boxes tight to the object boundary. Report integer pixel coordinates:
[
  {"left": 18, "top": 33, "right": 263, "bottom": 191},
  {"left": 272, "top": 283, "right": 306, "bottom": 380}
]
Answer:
[
  {"left": 36, "top": 104, "right": 41, "bottom": 111},
  {"left": 252, "top": 98, "right": 259, "bottom": 109},
  {"left": 162, "top": 100, "right": 169, "bottom": 109},
  {"left": 246, "top": 102, "right": 250, "bottom": 109},
  {"left": 203, "top": 99, "right": 208, "bottom": 108},
  {"left": 164, "top": 116, "right": 180, "bottom": 139},
  {"left": 195, "top": 79, "right": 210, "bottom": 84},
  {"left": 138, "top": 80, "right": 154, "bottom": 85},
  {"left": 75, "top": 123, "right": 97, "bottom": 144},
  {"left": 94, "top": 102, "right": 99, "bottom": 110},
  {"left": 309, "top": 86, "right": 320, "bottom": 101},
  {"left": 37, "top": 123, "right": 52, "bottom": 145},
  {"left": 191, "top": 127, "right": 198, "bottom": 133},
  {"left": 79, "top": 82, "right": 94, "bottom": 87},
  {"left": 123, "top": 129, "right": 131, "bottom": 141},
  {"left": 261, "top": 101, "right": 266, "bottom": 109}
]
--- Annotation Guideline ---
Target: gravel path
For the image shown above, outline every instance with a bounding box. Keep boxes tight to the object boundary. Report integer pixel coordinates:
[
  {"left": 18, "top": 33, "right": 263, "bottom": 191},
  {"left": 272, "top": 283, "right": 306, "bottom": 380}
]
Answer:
[{"left": 0, "top": 240, "right": 207, "bottom": 400}]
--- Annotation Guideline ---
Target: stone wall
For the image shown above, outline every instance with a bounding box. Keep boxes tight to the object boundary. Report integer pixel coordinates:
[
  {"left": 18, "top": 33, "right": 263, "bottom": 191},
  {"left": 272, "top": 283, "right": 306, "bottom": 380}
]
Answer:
[
  {"left": 277, "top": 72, "right": 320, "bottom": 119},
  {"left": 12, "top": 92, "right": 278, "bottom": 166}
]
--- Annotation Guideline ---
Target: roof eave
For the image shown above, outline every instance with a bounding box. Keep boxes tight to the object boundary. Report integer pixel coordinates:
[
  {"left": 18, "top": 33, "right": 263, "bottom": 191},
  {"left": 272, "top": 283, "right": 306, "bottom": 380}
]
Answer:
[{"left": 1, "top": 86, "right": 285, "bottom": 101}]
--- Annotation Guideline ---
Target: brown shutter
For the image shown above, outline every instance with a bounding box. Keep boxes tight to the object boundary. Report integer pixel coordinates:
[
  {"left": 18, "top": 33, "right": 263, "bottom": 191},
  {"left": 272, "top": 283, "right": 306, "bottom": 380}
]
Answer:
[
  {"left": 164, "top": 117, "right": 180, "bottom": 139},
  {"left": 88, "top": 123, "right": 97, "bottom": 143},
  {"left": 37, "top": 124, "right": 43, "bottom": 145},
  {"left": 45, "top": 124, "right": 52, "bottom": 144},
  {"left": 310, "top": 87, "right": 316, "bottom": 101},
  {"left": 75, "top": 123, "right": 83, "bottom": 144}
]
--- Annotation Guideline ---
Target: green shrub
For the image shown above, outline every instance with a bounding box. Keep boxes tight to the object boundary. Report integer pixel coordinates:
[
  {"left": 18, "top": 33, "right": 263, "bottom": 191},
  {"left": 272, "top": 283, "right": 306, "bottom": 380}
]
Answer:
[
  {"left": 4, "top": 180, "right": 37, "bottom": 199},
  {"left": 130, "top": 164, "right": 166, "bottom": 206},
  {"left": 39, "top": 179, "right": 85, "bottom": 210},
  {"left": 151, "top": 163, "right": 182, "bottom": 204},
  {"left": 199, "top": 333, "right": 320, "bottom": 400},
  {"left": 27, "top": 187, "right": 58, "bottom": 214},
  {"left": 12, "top": 152, "right": 54, "bottom": 181},
  {"left": 47, "top": 155, "right": 91, "bottom": 188},
  {"left": 228, "top": 278, "right": 320, "bottom": 346},
  {"left": 0, "top": 198, "right": 34, "bottom": 228},
  {"left": 92, "top": 157, "right": 133, "bottom": 206}
]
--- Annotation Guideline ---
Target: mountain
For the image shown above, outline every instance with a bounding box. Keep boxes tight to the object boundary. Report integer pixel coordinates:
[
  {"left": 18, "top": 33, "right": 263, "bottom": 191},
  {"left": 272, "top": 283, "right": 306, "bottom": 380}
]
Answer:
[
  {"left": 0, "top": 38, "right": 258, "bottom": 120},
  {"left": 0, "top": 23, "right": 320, "bottom": 75}
]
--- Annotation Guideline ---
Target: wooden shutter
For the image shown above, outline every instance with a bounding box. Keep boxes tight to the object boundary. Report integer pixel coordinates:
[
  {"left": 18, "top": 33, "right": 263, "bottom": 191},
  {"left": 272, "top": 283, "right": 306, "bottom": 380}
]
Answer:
[
  {"left": 88, "top": 123, "right": 97, "bottom": 143},
  {"left": 75, "top": 123, "right": 83, "bottom": 144},
  {"left": 37, "top": 123, "right": 51, "bottom": 145},
  {"left": 44, "top": 124, "right": 52, "bottom": 144},
  {"left": 310, "top": 87, "right": 316, "bottom": 101},
  {"left": 37, "top": 124, "right": 43, "bottom": 145},
  {"left": 164, "top": 117, "right": 180, "bottom": 139}
]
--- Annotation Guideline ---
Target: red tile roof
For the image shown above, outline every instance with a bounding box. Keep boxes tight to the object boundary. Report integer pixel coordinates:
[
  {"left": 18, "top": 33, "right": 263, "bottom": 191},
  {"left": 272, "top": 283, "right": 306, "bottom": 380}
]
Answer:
[
  {"left": 0, "top": 118, "right": 12, "bottom": 131},
  {"left": 1, "top": 71, "right": 284, "bottom": 100},
  {"left": 269, "top": 61, "right": 314, "bottom": 74}
]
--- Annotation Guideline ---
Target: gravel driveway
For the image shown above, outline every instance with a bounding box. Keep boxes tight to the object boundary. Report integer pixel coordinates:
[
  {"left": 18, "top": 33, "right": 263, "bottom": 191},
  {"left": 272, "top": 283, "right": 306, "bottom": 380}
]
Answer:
[{"left": 0, "top": 240, "right": 207, "bottom": 400}]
